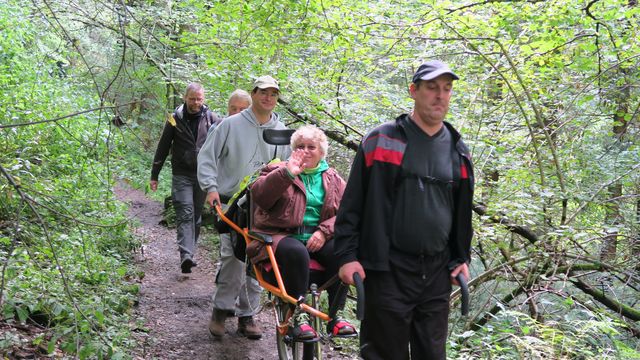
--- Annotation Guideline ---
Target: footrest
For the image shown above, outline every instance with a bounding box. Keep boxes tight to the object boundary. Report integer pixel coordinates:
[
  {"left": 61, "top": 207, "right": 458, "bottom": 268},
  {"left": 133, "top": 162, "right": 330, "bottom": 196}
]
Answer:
[{"left": 285, "top": 334, "right": 320, "bottom": 344}]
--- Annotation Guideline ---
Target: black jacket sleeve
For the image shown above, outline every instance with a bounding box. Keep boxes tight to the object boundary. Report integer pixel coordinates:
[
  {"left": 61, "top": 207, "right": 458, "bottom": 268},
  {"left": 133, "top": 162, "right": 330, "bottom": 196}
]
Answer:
[
  {"left": 334, "top": 144, "right": 368, "bottom": 267},
  {"left": 150, "top": 118, "right": 175, "bottom": 181},
  {"left": 448, "top": 153, "right": 474, "bottom": 269}
]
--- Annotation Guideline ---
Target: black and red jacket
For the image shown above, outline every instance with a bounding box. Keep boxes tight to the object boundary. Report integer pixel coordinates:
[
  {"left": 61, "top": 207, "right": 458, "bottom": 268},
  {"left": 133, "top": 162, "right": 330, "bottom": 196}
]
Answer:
[{"left": 334, "top": 114, "right": 474, "bottom": 271}]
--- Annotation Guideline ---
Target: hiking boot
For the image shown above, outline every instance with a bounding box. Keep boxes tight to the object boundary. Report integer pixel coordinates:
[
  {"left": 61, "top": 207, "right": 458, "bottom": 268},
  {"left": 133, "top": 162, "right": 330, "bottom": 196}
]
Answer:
[
  {"left": 208, "top": 308, "right": 227, "bottom": 337},
  {"left": 327, "top": 310, "right": 357, "bottom": 338},
  {"left": 237, "top": 316, "right": 262, "bottom": 340},
  {"left": 181, "top": 257, "right": 195, "bottom": 274},
  {"left": 290, "top": 311, "right": 318, "bottom": 342}
]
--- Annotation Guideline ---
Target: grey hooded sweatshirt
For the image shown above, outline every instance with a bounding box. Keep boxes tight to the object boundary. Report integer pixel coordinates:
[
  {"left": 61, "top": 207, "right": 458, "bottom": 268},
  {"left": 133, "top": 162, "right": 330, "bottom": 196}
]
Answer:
[{"left": 197, "top": 107, "right": 291, "bottom": 199}]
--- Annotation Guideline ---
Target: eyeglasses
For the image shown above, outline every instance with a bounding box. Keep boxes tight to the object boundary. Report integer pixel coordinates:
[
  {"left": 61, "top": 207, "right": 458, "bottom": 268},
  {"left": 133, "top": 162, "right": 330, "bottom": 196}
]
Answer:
[{"left": 295, "top": 144, "right": 318, "bottom": 151}]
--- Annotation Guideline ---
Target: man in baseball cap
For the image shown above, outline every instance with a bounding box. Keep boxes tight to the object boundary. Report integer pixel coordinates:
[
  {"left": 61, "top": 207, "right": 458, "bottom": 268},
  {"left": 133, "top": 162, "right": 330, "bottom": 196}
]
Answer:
[
  {"left": 409, "top": 60, "right": 460, "bottom": 131},
  {"left": 198, "top": 74, "right": 290, "bottom": 340},
  {"left": 334, "top": 59, "right": 472, "bottom": 359}
]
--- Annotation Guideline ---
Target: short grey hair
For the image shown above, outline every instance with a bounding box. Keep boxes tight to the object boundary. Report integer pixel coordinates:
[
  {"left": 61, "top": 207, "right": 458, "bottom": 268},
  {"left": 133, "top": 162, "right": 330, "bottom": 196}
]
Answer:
[
  {"left": 185, "top": 82, "right": 204, "bottom": 96},
  {"left": 228, "top": 89, "right": 251, "bottom": 105},
  {"left": 290, "top": 125, "right": 329, "bottom": 158}
]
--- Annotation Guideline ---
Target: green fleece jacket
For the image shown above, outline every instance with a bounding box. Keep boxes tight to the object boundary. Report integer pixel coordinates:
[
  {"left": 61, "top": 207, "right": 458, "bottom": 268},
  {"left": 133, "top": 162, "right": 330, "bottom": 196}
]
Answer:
[{"left": 197, "top": 107, "right": 291, "bottom": 198}]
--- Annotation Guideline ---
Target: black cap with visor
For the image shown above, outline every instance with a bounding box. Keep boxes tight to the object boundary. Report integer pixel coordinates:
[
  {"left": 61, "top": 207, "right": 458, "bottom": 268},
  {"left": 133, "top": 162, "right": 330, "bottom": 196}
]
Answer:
[{"left": 412, "top": 60, "right": 459, "bottom": 83}]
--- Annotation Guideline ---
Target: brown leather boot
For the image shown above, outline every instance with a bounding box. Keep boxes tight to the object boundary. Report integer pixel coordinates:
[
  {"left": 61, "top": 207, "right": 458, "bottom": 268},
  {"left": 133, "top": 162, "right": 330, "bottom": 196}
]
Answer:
[
  {"left": 237, "top": 316, "right": 262, "bottom": 340},
  {"left": 208, "top": 308, "right": 227, "bottom": 337}
]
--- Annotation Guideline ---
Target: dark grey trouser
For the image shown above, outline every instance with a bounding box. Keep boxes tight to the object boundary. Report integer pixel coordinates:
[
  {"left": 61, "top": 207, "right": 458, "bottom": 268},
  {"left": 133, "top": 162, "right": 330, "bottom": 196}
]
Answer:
[
  {"left": 172, "top": 174, "right": 205, "bottom": 262},
  {"left": 360, "top": 251, "right": 451, "bottom": 360}
]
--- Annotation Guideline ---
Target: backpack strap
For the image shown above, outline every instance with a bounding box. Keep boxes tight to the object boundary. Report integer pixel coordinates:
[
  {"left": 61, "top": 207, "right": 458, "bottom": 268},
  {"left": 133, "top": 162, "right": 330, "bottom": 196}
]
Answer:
[
  {"left": 451, "top": 150, "right": 462, "bottom": 191},
  {"left": 173, "top": 104, "right": 184, "bottom": 122},
  {"left": 396, "top": 144, "right": 462, "bottom": 192},
  {"left": 205, "top": 109, "right": 222, "bottom": 131}
]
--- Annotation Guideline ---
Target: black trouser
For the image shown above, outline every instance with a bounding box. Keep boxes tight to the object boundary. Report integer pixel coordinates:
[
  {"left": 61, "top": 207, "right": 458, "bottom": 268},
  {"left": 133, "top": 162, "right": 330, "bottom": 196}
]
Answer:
[
  {"left": 264, "top": 236, "right": 346, "bottom": 310},
  {"left": 360, "top": 250, "right": 451, "bottom": 360}
]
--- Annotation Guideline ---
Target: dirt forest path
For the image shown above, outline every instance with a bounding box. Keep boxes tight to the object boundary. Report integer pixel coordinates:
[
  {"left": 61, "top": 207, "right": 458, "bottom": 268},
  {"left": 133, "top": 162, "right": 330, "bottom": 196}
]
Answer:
[{"left": 114, "top": 181, "right": 280, "bottom": 360}]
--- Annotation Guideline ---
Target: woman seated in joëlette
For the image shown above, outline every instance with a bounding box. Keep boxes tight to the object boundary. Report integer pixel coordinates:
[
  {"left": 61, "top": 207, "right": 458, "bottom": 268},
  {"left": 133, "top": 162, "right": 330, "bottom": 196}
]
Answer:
[{"left": 250, "top": 125, "right": 357, "bottom": 341}]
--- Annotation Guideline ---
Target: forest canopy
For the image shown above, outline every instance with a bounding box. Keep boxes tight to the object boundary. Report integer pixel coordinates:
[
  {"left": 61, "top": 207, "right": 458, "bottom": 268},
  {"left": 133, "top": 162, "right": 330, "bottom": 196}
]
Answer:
[{"left": 0, "top": 0, "right": 638, "bottom": 358}]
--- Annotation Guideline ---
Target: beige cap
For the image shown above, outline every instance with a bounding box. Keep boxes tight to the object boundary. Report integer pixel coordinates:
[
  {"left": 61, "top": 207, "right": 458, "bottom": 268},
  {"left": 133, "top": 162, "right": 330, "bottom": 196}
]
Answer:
[{"left": 253, "top": 75, "right": 280, "bottom": 90}]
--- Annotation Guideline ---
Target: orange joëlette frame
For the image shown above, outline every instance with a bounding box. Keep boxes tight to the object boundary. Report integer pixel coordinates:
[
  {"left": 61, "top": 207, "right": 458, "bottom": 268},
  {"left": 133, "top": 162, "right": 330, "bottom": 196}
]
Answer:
[{"left": 214, "top": 205, "right": 330, "bottom": 322}]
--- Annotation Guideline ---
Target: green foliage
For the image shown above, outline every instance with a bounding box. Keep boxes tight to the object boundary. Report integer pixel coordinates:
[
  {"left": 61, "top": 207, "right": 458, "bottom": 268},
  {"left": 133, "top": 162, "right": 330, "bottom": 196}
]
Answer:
[
  {"left": 2, "top": 0, "right": 640, "bottom": 358},
  {"left": 451, "top": 310, "right": 640, "bottom": 359},
  {"left": 0, "top": 2, "right": 143, "bottom": 358}
]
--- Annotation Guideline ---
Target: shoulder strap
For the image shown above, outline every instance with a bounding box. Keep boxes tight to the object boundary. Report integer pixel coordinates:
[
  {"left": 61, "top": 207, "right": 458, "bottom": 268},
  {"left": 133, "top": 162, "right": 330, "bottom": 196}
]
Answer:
[
  {"left": 396, "top": 138, "right": 462, "bottom": 191},
  {"left": 173, "top": 104, "right": 183, "bottom": 121},
  {"left": 451, "top": 151, "right": 462, "bottom": 190},
  {"left": 205, "top": 109, "right": 222, "bottom": 129}
]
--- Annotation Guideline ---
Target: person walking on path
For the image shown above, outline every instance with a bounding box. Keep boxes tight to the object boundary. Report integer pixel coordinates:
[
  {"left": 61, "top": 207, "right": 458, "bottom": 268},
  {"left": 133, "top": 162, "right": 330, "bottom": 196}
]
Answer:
[
  {"left": 334, "top": 60, "right": 474, "bottom": 360},
  {"left": 197, "top": 75, "right": 291, "bottom": 340},
  {"left": 150, "top": 82, "right": 219, "bottom": 274}
]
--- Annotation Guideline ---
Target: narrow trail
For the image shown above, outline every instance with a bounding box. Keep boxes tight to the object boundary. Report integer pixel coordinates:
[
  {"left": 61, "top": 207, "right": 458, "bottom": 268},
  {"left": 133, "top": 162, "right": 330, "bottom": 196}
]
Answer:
[{"left": 114, "top": 181, "right": 278, "bottom": 359}]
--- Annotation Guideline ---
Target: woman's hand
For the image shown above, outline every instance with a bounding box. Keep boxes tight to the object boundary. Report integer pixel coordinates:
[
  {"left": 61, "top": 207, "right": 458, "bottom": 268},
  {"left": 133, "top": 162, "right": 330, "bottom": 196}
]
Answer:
[
  {"left": 306, "top": 230, "right": 326, "bottom": 253},
  {"left": 286, "top": 149, "right": 307, "bottom": 176}
]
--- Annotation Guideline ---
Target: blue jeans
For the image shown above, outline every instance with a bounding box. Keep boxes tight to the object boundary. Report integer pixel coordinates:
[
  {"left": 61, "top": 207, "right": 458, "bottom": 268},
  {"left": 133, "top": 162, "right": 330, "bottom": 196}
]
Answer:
[{"left": 171, "top": 174, "right": 205, "bottom": 262}]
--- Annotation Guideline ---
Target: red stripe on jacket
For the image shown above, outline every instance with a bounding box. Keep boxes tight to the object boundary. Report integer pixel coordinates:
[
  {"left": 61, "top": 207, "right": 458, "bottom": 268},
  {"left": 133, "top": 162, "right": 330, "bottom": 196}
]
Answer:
[
  {"left": 364, "top": 147, "right": 403, "bottom": 167},
  {"left": 460, "top": 163, "right": 468, "bottom": 179}
]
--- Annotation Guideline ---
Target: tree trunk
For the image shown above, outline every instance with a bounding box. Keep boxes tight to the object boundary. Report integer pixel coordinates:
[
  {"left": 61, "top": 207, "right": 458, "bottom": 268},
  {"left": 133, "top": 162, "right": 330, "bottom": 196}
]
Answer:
[
  {"left": 600, "top": 183, "right": 622, "bottom": 261},
  {"left": 634, "top": 195, "right": 640, "bottom": 271},
  {"left": 600, "top": 38, "right": 631, "bottom": 260}
]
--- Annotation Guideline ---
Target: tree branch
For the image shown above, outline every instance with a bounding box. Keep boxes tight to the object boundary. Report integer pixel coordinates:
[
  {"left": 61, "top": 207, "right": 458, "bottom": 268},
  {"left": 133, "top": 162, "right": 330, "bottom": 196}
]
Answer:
[
  {"left": 570, "top": 276, "right": 640, "bottom": 321},
  {"left": 0, "top": 103, "right": 135, "bottom": 129},
  {"left": 277, "top": 98, "right": 360, "bottom": 151},
  {"left": 473, "top": 203, "right": 539, "bottom": 244}
]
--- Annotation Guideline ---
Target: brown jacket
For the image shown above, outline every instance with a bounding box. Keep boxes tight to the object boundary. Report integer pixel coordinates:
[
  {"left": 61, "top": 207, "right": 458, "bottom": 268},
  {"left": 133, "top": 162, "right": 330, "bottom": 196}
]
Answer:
[{"left": 250, "top": 162, "right": 346, "bottom": 249}]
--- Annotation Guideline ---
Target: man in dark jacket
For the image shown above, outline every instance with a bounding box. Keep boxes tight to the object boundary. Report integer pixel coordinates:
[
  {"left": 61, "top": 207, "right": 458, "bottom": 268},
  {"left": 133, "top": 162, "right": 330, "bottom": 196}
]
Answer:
[
  {"left": 150, "top": 83, "right": 218, "bottom": 274},
  {"left": 334, "top": 60, "right": 474, "bottom": 360}
]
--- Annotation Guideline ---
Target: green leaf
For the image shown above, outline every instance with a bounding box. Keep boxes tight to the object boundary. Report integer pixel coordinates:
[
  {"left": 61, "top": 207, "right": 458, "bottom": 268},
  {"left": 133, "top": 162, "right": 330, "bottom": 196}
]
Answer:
[
  {"left": 94, "top": 309, "right": 105, "bottom": 325},
  {"left": 16, "top": 306, "right": 28, "bottom": 322}
]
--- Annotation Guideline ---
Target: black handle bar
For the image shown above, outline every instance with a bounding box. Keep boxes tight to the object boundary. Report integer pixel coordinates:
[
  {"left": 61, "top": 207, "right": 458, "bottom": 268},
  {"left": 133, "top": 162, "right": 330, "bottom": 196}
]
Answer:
[
  {"left": 456, "top": 273, "right": 469, "bottom": 316},
  {"left": 353, "top": 272, "right": 365, "bottom": 320},
  {"left": 329, "top": 272, "right": 366, "bottom": 322}
]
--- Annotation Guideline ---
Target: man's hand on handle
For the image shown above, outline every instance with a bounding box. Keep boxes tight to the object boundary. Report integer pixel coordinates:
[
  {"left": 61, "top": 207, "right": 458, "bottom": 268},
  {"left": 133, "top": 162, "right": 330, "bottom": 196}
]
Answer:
[
  {"left": 338, "top": 261, "right": 365, "bottom": 286},
  {"left": 207, "top": 191, "right": 221, "bottom": 208},
  {"left": 450, "top": 262, "right": 470, "bottom": 286},
  {"left": 451, "top": 262, "right": 471, "bottom": 316},
  {"left": 149, "top": 180, "right": 158, "bottom": 192}
]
